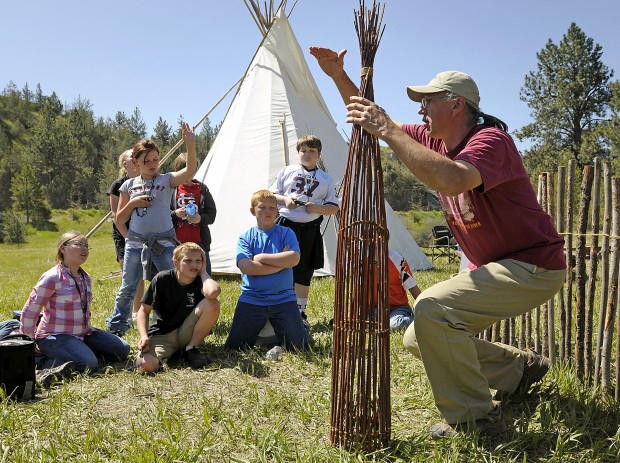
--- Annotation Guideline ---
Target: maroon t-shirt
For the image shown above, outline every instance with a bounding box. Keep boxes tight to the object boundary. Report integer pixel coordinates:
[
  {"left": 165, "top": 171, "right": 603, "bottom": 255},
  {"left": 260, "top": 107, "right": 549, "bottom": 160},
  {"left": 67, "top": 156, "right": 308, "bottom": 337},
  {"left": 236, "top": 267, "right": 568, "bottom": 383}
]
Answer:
[{"left": 402, "top": 124, "right": 566, "bottom": 270}]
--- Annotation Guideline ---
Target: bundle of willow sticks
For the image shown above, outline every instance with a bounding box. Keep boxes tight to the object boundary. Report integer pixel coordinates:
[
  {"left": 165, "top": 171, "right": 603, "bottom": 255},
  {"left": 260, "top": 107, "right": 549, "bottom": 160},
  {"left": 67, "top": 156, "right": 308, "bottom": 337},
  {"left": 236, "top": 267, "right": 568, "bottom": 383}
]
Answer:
[{"left": 330, "top": 0, "right": 390, "bottom": 451}]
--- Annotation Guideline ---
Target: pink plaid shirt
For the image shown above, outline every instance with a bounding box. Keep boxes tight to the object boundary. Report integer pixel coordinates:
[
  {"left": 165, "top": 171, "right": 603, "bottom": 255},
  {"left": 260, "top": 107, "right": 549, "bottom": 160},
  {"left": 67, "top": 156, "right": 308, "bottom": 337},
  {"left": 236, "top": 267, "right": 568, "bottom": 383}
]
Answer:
[{"left": 20, "top": 263, "right": 93, "bottom": 340}]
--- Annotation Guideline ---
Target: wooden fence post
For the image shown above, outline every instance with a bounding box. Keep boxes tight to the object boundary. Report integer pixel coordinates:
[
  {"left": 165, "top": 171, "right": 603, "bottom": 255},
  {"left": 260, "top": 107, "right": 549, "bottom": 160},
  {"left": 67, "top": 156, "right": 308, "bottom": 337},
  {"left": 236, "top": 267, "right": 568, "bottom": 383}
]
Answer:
[
  {"left": 541, "top": 172, "right": 550, "bottom": 357},
  {"left": 585, "top": 158, "right": 601, "bottom": 378},
  {"left": 564, "top": 160, "right": 575, "bottom": 363},
  {"left": 574, "top": 165, "right": 593, "bottom": 378},
  {"left": 546, "top": 171, "right": 557, "bottom": 363},
  {"left": 601, "top": 177, "right": 620, "bottom": 393},
  {"left": 557, "top": 166, "right": 567, "bottom": 361},
  {"left": 594, "top": 161, "right": 612, "bottom": 388}
]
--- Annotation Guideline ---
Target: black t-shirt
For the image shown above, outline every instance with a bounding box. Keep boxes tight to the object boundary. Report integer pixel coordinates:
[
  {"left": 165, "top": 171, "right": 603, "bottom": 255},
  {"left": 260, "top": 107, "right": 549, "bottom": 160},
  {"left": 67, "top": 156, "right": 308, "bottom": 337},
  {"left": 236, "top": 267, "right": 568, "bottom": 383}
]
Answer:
[
  {"left": 107, "top": 176, "right": 129, "bottom": 240},
  {"left": 143, "top": 269, "right": 204, "bottom": 336}
]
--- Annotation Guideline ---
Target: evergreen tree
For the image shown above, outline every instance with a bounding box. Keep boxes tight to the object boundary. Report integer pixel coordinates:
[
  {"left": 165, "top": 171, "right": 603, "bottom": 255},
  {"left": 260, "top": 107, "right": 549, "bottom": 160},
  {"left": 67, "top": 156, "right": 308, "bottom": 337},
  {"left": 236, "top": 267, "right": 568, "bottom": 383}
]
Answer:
[
  {"left": 46, "top": 91, "right": 64, "bottom": 115},
  {"left": 2, "top": 209, "right": 25, "bottom": 244},
  {"left": 128, "top": 107, "right": 147, "bottom": 139},
  {"left": 153, "top": 116, "right": 173, "bottom": 151},
  {"left": 21, "top": 83, "right": 33, "bottom": 102},
  {"left": 196, "top": 117, "right": 220, "bottom": 159},
  {"left": 29, "top": 101, "right": 78, "bottom": 208},
  {"left": 10, "top": 164, "right": 42, "bottom": 223},
  {"left": 600, "top": 80, "right": 620, "bottom": 162},
  {"left": 515, "top": 23, "right": 614, "bottom": 174},
  {"left": 35, "top": 83, "right": 44, "bottom": 106},
  {"left": 66, "top": 97, "right": 102, "bottom": 206}
]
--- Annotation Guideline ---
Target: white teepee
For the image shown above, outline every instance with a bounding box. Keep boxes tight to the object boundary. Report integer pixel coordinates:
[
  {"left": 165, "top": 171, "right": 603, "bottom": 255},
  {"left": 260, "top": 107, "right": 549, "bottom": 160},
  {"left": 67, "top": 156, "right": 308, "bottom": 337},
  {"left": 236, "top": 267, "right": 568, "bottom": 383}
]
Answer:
[{"left": 195, "top": 5, "right": 431, "bottom": 275}]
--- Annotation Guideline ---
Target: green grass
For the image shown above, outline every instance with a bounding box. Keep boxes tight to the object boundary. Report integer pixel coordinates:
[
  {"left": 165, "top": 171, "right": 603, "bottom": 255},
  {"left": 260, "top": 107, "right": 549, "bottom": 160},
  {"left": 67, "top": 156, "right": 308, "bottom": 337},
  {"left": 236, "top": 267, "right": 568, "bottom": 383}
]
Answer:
[{"left": 1, "top": 210, "right": 619, "bottom": 462}]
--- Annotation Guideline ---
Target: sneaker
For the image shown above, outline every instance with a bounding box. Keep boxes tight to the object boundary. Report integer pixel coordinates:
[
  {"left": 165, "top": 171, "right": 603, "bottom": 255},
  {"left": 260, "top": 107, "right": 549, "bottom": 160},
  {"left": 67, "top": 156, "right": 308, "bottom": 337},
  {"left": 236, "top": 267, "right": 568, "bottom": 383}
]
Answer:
[
  {"left": 300, "top": 312, "right": 310, "bottom": 332},
  {"left": 183, "top": 347, "right": 209, "bottom": 370},
  {"left": 107, "top": 328, "right": 124, "bottom": 338},
  {"left": 430, "top": 402, "right": 507, "bottom": 439},
  {"left": 36, "top": 361, "right": 76, "bottom": 388}
]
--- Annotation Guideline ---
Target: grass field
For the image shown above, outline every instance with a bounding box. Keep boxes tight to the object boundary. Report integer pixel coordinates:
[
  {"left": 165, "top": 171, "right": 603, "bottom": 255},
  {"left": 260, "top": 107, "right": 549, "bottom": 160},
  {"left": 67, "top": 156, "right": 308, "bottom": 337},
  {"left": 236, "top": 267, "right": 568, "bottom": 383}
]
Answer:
[{"left": 1, "top": 210, "right": 619, "bottom": 462}]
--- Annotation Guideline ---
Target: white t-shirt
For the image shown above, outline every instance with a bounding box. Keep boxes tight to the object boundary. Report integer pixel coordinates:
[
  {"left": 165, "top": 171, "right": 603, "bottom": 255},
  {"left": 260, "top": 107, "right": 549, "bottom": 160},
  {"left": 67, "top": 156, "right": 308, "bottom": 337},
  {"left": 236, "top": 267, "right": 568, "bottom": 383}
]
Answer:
[{"left": 270, "top": 164, "right": 339, "bottom": 223}]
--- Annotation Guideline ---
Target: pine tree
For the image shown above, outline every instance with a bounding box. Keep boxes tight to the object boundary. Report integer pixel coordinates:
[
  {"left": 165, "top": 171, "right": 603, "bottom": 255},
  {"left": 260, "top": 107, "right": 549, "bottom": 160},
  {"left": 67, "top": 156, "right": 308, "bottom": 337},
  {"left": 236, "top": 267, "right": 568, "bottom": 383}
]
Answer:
[
  {"left": 153, "top": 116, "right": 173, "bottom": 151},
  {"left": 11, "top": 164, "right": 42, "bottom": 223},
  {"left": 516, "top": 23, "right": 614, "bottom": 174}
]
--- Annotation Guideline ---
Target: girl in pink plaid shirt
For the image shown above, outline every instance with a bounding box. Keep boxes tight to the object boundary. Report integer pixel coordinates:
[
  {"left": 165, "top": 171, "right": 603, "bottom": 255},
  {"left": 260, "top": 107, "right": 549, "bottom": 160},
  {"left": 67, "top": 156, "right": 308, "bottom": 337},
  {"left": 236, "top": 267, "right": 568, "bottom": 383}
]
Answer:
[{"left": 20, "top": 231, "right": 130, "bottom": 373}]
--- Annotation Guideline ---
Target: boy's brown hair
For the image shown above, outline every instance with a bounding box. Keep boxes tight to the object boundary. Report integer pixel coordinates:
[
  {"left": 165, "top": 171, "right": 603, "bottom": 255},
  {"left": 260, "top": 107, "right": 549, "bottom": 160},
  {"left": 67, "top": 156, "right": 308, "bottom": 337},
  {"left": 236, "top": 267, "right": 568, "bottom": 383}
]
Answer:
[
  {"left": 296, "top": 135, "right": 322, "bottom": 153},
  {"left": 250, "top": 189, "right": 277, "bottom": 208},
  {"left": 173, "top": 242, "right": 206, "bottom": 262},
  {"left": 173, "top": 152, "right": 198, "bottom": 172}
]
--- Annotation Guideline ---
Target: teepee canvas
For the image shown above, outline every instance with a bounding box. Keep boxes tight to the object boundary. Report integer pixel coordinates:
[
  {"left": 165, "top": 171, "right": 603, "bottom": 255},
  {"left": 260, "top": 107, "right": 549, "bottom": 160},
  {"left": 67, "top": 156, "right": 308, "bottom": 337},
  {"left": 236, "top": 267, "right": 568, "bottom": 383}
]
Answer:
[{"left": 195, "top": 6, "right": 431, "bottom": 275}]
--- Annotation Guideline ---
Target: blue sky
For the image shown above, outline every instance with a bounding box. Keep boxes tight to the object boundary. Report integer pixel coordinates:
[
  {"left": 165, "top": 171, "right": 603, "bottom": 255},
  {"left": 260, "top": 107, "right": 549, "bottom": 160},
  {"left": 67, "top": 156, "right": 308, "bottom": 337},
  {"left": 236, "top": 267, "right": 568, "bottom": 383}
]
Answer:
[{"left": 2, "top": 0, "right": 618, "bottom": 153}]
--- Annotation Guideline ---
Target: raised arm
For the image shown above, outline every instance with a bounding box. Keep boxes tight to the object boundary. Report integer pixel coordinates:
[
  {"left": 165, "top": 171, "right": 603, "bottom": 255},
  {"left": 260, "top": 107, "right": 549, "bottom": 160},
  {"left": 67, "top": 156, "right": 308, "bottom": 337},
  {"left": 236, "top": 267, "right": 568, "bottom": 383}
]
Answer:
[{"left": 309, "top": 47, "right": 359, "bottom": 105}]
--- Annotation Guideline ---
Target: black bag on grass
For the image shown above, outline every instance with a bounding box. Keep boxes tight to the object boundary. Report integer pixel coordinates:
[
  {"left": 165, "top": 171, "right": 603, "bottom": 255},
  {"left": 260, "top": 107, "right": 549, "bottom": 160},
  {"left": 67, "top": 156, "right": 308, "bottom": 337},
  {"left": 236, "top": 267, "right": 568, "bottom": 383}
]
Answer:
[{"left": 0, "top": 334, "right": 36, "bottom": 401}]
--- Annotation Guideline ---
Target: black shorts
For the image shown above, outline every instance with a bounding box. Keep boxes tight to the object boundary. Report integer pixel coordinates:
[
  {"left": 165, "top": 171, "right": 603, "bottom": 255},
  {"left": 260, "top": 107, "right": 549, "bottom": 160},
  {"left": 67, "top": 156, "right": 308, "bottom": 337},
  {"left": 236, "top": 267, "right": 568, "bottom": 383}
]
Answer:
[{"left": 276, "top": 216, "right": 324, "bottom": 286}]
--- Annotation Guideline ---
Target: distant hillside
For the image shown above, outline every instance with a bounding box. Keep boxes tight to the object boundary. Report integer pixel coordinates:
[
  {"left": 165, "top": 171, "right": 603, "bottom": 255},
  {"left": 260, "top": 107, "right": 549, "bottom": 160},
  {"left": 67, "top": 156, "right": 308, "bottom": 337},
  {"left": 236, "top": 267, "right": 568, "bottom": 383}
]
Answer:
[{"left": 380, "top": 146, "right": 439, "bottom": 211}]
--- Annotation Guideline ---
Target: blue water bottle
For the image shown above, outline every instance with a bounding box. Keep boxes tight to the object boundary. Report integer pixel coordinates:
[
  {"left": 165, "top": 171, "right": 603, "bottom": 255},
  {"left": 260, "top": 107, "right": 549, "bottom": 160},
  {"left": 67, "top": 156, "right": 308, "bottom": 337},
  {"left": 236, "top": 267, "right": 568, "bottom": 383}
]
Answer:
[{"left": 185, "top": 203, "right": 197, "bottom": 216}]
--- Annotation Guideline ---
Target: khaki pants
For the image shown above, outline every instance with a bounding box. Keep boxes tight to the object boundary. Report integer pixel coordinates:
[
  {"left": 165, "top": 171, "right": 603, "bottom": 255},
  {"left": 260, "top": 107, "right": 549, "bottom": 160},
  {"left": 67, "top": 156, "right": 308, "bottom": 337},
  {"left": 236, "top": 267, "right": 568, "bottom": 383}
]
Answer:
[
  {"left": 151, "top": 312, "right": 199, "bottom": 362},
  {"left": 403, "top": 259, "right": 565, "bottom": 424}
]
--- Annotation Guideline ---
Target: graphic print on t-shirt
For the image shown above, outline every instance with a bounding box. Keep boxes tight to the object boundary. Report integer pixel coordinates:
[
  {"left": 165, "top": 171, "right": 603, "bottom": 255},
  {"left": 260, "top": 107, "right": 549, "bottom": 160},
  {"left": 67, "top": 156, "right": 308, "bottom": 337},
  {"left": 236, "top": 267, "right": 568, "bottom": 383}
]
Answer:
[{"left": 440, "top": 193, "right": 479, "bottom": 231}]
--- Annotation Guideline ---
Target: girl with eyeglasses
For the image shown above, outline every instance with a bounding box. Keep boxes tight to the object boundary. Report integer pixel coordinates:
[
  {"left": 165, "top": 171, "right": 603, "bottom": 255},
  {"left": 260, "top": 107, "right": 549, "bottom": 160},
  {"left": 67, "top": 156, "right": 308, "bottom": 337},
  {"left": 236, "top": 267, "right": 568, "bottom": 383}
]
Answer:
[
  {"left": 19, "top": 231, "right": 130, "bottom": 377},
  {"left": 106, "top": 122, "right": 200, "bottom": 337}
]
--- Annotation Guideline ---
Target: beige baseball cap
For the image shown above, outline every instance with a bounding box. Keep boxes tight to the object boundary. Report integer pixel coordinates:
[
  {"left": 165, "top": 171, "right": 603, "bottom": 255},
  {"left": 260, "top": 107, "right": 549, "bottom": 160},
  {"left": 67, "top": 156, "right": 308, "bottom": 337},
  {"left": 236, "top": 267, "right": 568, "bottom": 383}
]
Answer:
[{"left": 407, "top": 71, "right": 480, "bottom": 109}]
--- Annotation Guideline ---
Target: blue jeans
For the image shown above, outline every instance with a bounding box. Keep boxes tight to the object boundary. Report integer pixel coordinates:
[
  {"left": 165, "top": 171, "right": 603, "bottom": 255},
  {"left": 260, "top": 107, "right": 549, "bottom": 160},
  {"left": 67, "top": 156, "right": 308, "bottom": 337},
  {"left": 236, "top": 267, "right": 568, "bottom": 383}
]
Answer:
[
  {"left": 390, "top": 305, "right": 414, "bottom": 331},
  {"left": 106, "top": 244, "right": 174, "bottom": 335},
  {"left": 0, "top": 319, "right": 19, "bottom": 339},
  {"left": 225, "top": 300, "right": 310, "bottom": 350},
  {"left": 36, "top": 329, "right": 130, "bottom": 372}
]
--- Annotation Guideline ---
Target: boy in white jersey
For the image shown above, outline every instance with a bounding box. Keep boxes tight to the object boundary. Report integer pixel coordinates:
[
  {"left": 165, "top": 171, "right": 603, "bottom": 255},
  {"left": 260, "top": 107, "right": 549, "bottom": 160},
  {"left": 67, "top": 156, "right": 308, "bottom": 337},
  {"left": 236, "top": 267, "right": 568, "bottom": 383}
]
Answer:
[{"left": 269, "top": 135, "right": 339, "bottom": 325}]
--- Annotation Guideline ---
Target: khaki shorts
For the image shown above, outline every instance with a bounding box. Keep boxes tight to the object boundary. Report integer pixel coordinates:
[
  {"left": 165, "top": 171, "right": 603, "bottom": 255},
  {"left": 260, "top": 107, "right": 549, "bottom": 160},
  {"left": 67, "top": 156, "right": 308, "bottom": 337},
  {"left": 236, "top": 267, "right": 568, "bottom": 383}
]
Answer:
[{"left": 150, "top": 311, "right": 199, "bottom": 362}]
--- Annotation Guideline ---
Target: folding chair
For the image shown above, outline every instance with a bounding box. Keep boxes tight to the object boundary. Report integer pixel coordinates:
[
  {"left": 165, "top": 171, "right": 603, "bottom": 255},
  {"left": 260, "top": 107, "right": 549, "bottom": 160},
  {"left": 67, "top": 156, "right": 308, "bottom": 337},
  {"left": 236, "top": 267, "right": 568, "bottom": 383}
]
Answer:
[{"left": 430, "top": 225, "right": 456, "bottom": 263}]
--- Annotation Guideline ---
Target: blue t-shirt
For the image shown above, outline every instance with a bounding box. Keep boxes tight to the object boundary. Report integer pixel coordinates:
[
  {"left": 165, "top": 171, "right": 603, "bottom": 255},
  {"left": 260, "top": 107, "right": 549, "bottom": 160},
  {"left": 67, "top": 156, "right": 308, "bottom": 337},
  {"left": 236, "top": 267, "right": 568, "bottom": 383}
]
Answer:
[{"left": 237, "top": 225, "right": 300, "bottom": 305}]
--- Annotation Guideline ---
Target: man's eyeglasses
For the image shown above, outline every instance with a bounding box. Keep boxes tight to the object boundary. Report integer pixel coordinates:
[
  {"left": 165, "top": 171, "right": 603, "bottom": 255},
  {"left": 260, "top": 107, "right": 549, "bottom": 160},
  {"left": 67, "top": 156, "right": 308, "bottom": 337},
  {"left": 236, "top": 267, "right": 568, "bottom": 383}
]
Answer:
[
  {"left": 65, "top": 242, "right": 90, "bottom": 250},
  {"left": 420, "top": 94, "right": 454, "bottom": 110}
]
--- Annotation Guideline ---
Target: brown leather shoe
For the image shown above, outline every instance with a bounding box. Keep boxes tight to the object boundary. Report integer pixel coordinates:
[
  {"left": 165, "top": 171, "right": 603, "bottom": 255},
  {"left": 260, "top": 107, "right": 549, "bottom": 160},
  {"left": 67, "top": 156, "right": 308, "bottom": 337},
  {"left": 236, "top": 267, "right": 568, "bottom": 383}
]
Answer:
[
  {"left": 430, "top": 402, "right": 508, "bottom": 439},
  {"left": 494, "top": 349, "right": 550, "bottom": 400},
  {"left": 518, "top": 349, "right": 550, "bottom": 393}
]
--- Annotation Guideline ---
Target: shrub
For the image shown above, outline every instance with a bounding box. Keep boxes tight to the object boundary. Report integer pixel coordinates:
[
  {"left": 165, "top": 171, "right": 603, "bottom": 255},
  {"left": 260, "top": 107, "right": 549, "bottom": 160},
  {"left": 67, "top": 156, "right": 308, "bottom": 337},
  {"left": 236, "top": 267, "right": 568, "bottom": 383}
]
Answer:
[{"left": 2, "top": 209, "right": 26, "bottom": 243}]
